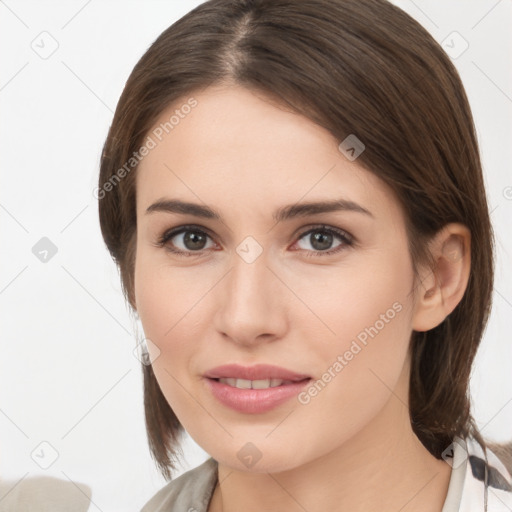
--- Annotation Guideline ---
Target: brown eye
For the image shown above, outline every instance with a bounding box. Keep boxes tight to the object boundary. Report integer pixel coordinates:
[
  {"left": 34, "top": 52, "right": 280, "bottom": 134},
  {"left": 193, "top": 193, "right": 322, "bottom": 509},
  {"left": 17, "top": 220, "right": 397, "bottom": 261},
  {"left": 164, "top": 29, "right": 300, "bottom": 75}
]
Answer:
[
  {"left": 158, "top": 226, "right": 215, "bottom": 256},
  {"left": 156, "top": 224, "right": 354, "bottom": 258},
  {"left": 179, "top": 231, "right": 209, "bottom": 251},
  {"left": 301, "top": 231, "right": 337, "bottom": 251},
  {"left": 293, "top": 226, "right": 354, "bottom": 258}
]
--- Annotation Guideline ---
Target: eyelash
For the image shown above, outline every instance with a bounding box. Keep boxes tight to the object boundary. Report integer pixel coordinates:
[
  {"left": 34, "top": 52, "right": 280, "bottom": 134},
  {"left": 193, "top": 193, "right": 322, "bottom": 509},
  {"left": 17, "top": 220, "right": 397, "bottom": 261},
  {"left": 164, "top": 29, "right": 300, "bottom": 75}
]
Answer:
[{"left": 155, "top": 224, "right": 355, "bottom": 259}]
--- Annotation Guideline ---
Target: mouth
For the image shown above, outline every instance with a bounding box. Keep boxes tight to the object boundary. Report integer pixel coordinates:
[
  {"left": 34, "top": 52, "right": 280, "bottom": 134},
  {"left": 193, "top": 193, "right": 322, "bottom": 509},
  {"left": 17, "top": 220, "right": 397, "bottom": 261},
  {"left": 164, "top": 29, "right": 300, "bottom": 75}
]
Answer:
[
  {"left": 203, "top": 377, "right": 312, "bottom": 414},
  {"left": 203, "top": 363, "right": 312, "bottom": 382},
  {"left": 207, "top": 377, "right": 311, "bottom": 389}
]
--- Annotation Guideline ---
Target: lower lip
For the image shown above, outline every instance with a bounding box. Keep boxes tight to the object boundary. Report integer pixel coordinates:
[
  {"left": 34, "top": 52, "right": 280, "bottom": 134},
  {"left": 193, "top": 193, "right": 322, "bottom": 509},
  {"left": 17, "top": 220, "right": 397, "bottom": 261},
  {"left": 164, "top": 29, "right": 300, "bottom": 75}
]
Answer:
[{"left": 204, "top": 378, "right": 311, "bottom": 414}]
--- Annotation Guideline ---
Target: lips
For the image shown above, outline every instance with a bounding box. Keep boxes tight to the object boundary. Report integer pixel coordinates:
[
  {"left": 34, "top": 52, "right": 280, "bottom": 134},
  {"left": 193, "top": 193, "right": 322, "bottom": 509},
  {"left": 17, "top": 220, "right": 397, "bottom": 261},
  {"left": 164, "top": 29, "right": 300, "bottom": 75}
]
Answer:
[
  {"left": 203, "top": 363, "right": 311, "bottom": 382},
  {"left": 203, "top": 364, "right": 313, "bottom": 413}
]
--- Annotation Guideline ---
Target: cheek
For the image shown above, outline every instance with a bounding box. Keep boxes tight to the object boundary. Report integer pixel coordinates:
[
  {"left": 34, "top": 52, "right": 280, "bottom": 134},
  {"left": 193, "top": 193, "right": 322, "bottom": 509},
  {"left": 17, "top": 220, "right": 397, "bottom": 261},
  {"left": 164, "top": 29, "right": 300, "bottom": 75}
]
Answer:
[
  {"left": 134, "top": 258, "right": 168, "bottom": 341},
  {"left": 133, "top": 251, "right": 220, "bottom": 369},
  {"left": 290, "top": 252, "right": 414, "bottom": 408},
  {"left": 287, "top": 249, "right": 413, "bottom": 352},
  {"left": 134, "top": 257, "right": 189, "bottom": 350}
]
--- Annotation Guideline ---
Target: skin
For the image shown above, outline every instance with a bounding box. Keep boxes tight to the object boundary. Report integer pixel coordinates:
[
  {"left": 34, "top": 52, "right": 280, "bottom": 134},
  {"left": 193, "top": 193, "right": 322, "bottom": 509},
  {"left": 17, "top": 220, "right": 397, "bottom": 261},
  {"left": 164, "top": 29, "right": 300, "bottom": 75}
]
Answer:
[{"left": 134, "top": 84, "right": 471, "bottom": 512}]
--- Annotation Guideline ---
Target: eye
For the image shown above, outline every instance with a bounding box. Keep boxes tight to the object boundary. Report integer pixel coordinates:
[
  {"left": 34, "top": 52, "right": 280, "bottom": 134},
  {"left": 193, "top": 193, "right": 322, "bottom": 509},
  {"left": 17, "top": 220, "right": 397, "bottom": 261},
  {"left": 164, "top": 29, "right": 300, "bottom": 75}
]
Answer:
[
  {"left": 155, "top": 224, "right": 354, "bottom": 258},
  {"left": 292, "top": 225, "right": 354, "bottom": 258},
  {"left": 156, "top": 225, "right": 216, "bottom": 257}
]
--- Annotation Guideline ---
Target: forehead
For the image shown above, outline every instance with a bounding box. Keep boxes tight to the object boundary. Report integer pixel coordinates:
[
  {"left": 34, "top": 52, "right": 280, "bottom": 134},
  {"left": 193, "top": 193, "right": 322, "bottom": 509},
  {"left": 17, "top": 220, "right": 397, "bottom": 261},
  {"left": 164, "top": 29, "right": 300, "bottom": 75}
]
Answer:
[{"left": 135, "top": 84, "right": 402, "bottom": 225}]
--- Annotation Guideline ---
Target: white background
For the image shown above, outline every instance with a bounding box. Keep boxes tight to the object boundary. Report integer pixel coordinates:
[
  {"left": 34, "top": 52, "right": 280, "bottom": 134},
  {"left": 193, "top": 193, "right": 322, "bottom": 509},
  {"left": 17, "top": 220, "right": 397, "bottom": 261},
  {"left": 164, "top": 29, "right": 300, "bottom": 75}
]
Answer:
[{"left": 1, "top": 1, "right": 511, "bottom": 511}]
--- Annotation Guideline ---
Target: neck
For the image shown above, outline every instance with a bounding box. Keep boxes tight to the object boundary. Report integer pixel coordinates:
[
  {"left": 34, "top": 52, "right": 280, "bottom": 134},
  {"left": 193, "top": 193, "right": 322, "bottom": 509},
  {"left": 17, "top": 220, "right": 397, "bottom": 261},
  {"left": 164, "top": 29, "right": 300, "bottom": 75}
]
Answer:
[{"left": 208, "top": 363, "right": 452, "bottom": 512}]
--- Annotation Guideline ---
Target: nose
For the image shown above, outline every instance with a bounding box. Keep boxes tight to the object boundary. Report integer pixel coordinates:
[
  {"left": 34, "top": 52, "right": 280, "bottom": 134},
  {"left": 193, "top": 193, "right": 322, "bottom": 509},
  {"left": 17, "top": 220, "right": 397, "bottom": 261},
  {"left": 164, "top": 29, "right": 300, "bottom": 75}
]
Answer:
[{"left": 213, "top": 249, "right": 288, "bottom": 348}]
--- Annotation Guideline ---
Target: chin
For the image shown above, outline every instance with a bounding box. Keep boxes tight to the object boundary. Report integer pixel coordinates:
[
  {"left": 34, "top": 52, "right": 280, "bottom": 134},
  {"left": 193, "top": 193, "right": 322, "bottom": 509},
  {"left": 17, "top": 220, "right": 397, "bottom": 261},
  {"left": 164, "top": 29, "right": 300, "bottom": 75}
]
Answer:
[{"left": 206, "top": 439, "right": 308, "bottom": 474}]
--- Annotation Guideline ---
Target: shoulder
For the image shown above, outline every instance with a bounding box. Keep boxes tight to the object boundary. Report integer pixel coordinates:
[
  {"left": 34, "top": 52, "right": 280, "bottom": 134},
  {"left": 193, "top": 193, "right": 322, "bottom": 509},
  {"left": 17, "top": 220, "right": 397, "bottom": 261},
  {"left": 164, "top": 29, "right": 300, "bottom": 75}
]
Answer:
[
  {"left": 459, "top": 436, "right": 512, "bottom": 511},
  {"left": 141, "top": 457, "right": 218, "bottom": 512}
]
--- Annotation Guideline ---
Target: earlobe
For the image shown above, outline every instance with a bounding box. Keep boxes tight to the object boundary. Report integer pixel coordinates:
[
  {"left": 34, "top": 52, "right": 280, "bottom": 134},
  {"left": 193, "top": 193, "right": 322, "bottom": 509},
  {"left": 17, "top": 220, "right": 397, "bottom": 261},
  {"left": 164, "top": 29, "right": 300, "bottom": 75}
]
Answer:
[{"left": 411, "top": 223, "right": 471, "bottom": 332}]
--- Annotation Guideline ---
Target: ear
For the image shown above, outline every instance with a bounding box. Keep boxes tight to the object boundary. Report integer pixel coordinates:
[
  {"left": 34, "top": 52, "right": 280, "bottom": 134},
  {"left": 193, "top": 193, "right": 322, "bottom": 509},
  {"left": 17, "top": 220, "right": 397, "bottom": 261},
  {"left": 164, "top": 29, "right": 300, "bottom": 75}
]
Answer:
[{"left": 411, "top": 223, "right": 471, "bottom": 332}]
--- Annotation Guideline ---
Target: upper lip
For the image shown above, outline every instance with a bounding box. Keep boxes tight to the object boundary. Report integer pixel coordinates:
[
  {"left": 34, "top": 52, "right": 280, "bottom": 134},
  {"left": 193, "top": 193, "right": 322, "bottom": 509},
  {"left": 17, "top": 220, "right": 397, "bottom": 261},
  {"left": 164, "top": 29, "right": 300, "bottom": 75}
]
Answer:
[{"left": 204, "top": 364, "right": 311, "bottom": 382}]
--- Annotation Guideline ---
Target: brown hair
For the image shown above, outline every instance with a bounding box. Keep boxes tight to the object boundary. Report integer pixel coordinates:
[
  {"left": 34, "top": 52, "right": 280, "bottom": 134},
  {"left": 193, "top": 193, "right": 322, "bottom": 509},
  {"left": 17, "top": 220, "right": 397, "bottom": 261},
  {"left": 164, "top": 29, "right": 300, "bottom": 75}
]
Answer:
[{"left": 98, "top": 0, "right": 496, "bottom": 480}]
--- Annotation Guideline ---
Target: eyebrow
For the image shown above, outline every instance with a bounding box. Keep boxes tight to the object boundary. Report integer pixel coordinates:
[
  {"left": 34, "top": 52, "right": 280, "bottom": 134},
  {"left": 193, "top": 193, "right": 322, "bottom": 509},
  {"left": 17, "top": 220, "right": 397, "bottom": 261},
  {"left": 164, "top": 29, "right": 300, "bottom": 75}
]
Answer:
[{"left": 146, "top": 198, "right": 374, "bottom": 222}]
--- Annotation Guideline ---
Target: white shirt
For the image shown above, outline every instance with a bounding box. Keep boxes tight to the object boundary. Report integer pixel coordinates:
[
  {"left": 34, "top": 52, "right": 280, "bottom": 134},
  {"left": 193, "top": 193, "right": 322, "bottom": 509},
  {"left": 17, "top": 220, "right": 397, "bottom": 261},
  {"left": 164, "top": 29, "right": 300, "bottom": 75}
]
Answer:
[{"left": 442, "top": 436, "right": 512, "bottom": 511}]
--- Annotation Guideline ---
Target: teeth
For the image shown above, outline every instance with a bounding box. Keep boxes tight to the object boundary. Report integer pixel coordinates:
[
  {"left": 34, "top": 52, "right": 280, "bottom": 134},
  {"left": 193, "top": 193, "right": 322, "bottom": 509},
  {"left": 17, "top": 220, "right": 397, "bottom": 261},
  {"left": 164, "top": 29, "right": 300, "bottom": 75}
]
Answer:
[{"left": 218, "top": 378, "right": 288, "bottom": 389}]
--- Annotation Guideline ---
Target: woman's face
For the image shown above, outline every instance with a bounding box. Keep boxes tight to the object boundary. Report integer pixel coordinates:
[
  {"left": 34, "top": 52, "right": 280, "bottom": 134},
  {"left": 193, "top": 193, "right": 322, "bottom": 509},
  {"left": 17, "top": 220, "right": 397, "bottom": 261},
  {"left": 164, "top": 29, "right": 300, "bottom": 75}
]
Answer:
[{"left": 134, "top": 84, "right": 420, "bottom": 472}]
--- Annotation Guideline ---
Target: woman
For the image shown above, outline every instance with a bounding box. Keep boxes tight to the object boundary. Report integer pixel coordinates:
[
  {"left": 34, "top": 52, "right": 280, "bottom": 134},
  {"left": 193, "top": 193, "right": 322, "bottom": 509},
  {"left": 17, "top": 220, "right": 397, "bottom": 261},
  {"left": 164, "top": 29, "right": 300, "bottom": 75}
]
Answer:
[{"left": 97, "top": 0, "right": 512, "bottom": 510}]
